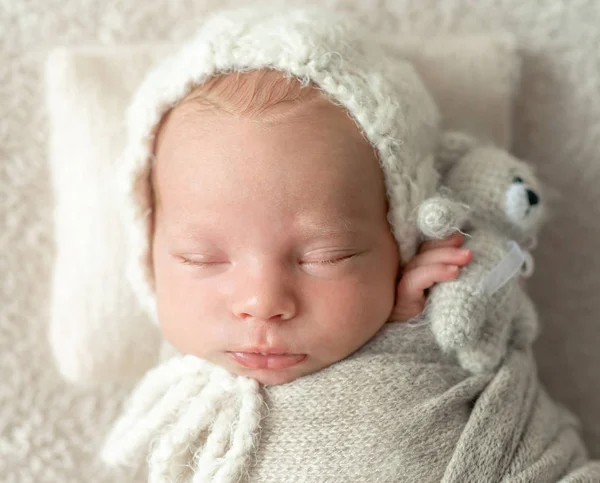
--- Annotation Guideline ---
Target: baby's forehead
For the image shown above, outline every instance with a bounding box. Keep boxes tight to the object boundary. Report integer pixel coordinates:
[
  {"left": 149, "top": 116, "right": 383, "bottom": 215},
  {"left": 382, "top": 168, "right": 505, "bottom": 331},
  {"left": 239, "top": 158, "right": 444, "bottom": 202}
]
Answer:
[
  {"left": 151, "top": 70, "right": 388, "bottom": 220},
  {"left": 153, "top": 70, "right": 359, "bottom": 161},
  {"left": 158, "top": 101, "right": 377, "bottom": 178},
  {"left": 153, "top": 112, "right": 387, "bottom": 231}
]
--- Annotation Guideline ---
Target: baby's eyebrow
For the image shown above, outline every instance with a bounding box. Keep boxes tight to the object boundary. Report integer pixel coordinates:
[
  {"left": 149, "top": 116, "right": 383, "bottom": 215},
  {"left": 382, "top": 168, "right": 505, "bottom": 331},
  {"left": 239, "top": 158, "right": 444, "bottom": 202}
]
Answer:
[
  {"left": 164, "top": 224, "right": 215, "bottom": 242},
  {"left": 296, "top": 218, "right": 363, "bottom": 239}
]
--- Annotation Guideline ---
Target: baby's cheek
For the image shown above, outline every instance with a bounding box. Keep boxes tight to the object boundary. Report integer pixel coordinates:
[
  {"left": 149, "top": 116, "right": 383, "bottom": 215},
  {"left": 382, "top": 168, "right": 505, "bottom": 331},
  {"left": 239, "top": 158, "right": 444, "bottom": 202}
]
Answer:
[{"left": 153, "top": 267, "right": 205, "bottom": 351}]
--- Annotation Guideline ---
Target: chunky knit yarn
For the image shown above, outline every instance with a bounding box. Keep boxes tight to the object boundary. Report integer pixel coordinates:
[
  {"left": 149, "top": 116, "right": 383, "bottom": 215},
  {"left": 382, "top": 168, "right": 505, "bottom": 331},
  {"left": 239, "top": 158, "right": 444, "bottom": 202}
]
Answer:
[{"left": 102, "top": 357, "right": 262, "bottom": 482}]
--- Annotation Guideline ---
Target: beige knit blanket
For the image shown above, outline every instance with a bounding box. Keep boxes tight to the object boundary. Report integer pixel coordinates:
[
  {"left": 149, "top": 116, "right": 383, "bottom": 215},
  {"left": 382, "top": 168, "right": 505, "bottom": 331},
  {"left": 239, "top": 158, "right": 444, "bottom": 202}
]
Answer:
[{"left": 101, "top": 322, "right": 600, "bottom": 482}]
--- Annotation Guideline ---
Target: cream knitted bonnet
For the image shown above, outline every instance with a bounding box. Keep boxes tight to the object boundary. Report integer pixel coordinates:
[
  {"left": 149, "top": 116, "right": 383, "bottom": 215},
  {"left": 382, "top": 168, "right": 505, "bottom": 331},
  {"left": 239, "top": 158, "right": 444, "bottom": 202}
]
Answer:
[{"left": 121, "top": 5, "right": 441, "bottom": 322}]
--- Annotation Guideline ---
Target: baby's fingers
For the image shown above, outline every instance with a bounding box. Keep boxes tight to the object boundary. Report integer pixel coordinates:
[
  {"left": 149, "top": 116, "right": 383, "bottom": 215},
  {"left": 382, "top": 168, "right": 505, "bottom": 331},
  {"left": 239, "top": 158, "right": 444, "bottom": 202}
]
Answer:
[
  {"left": 403, "top": 247, "right": 472, "bottom": 273},
  {"left": 418, "top": 232, "right": 465, "bottom": 253},
  {"left": 398, "top": 264, "right": 461, "bottom": 301}
]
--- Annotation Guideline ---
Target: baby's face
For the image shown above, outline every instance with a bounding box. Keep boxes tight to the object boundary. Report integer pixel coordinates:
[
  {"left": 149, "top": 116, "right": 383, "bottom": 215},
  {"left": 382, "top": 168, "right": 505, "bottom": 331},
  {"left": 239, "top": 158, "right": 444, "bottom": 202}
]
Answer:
[{"left": 152, "top": 94, "right": 399, "bottom": 385}]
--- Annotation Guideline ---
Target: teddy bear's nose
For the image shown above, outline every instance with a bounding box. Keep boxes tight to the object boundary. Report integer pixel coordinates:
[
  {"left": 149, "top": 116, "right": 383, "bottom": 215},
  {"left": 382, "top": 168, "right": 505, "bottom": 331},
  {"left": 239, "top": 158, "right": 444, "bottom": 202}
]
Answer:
[{"left": 527, "top": 189, "right": 539, "bottom": 206}]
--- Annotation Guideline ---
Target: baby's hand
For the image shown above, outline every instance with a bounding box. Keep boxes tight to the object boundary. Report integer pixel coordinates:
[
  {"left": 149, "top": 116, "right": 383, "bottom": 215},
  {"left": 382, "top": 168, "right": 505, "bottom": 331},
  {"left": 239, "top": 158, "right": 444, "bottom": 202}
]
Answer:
[{"left": 388, "top": 232, "right": 473, "bottom": 323}]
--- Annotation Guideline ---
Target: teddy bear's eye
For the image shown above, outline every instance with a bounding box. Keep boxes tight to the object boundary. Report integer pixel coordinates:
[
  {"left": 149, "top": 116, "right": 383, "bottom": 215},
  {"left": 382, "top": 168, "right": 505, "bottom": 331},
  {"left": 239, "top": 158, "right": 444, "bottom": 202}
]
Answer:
[{"left": 513, "top": 176, "right": 524, "bottom": 184}]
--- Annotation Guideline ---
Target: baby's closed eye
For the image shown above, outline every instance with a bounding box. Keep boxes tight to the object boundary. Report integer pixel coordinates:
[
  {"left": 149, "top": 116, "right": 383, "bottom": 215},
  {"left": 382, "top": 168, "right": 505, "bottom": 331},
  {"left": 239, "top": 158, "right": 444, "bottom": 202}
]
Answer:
[
  {"left": 300, "top": 249, "right": 360, "bottom": 265},
  {"left": 178, "top": 256, "right": 228, "bottom": 267}
]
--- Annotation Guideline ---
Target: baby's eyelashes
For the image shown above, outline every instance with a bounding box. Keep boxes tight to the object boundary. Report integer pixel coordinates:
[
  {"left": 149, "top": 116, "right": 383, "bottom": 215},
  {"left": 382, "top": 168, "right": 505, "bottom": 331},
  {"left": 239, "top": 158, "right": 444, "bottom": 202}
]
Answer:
[
  {"left": 178, "top": 257, "right": 228, "bottom": 267},
  {"left": 173, "top": 250, "right": 230, "bottom": 268},
  {"left": 300, "top": 249, "right": 360, "bottom": 264},
  {"left": 173, "top": 250, "right": 366, "bottom": 279}
]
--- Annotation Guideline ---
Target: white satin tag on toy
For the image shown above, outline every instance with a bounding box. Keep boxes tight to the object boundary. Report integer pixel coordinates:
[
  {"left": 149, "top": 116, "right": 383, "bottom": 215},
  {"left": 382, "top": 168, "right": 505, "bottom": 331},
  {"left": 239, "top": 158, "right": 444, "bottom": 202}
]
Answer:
[{"left": 482, "top": 240, "right": 534, "bottom": 296}]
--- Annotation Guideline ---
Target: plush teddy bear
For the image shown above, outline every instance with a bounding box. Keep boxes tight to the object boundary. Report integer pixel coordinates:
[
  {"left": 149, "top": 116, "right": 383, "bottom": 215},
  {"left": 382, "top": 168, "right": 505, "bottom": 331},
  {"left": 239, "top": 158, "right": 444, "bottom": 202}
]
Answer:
[{"left": 417, "top": 131, "right": 548, "bottom": 374}]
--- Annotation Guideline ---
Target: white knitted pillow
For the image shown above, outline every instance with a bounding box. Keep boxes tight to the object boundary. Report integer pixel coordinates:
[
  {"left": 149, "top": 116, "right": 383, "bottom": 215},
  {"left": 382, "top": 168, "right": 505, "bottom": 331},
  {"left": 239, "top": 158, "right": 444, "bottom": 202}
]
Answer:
[{"left": 45, "top": 35, "right": 521, "bottom": 385}]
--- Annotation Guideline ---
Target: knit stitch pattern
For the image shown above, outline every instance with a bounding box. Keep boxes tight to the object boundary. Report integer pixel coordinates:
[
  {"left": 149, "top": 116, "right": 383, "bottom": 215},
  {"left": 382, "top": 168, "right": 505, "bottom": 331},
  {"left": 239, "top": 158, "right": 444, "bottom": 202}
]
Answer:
[{"left": 102, "top": 322, "right": 600, "bottom": 482}]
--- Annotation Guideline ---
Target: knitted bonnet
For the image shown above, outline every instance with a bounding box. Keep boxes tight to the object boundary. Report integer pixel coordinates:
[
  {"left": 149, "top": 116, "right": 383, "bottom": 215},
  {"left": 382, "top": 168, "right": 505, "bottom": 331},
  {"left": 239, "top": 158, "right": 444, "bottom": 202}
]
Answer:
[{"left": 120, "top": 6, "right": 441, "bottom": 322}]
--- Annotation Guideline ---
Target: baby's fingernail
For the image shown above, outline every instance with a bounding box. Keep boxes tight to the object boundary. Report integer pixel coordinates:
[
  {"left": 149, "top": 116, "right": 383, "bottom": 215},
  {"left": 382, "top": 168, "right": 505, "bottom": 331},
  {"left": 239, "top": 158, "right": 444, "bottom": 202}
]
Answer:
[
  {"left": 460, "top": 249, "right": 471, "bottom": 256},
  {"left": 447, "top": 265, "right": 459, "bottom": 272}
]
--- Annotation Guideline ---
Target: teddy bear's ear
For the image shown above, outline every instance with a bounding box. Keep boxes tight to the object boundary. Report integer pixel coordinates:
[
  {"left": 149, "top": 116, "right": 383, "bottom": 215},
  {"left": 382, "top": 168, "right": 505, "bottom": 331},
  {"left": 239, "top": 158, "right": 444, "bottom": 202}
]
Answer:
[
  {"left": 417, "top": 195, "right": 471, "bottom": 240},
  {"left": 436, "top": 131, "right": 478, "bottom": 174}
]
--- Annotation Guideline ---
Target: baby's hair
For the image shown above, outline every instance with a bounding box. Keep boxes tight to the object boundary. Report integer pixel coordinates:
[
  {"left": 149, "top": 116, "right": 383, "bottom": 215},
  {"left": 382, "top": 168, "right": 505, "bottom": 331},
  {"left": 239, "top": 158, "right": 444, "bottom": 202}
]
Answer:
[{"left": 180, "top": 69, "right": 323, "bottom": 120}]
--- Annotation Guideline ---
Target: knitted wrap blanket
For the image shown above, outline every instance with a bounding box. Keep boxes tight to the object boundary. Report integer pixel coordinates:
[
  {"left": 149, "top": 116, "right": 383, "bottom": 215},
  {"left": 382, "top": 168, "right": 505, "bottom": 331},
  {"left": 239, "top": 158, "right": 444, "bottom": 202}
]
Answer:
[{"left": 101, "top": 322, "right": 600, "bottom": 482}]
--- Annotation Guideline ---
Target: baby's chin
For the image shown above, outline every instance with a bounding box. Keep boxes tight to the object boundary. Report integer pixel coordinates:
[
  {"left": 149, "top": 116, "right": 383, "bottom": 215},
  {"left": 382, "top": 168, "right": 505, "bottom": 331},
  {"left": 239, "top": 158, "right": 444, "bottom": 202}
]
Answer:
[{"left": 243, "top": 369, "right": 305, "bottom": 386}]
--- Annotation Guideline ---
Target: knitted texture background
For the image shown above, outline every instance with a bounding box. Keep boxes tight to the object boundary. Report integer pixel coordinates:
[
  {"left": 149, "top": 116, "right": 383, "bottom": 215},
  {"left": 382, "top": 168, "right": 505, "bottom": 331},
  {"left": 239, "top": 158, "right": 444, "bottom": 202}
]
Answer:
[{"left": 2, "top": 1, "right": 600, "bottom": 481}]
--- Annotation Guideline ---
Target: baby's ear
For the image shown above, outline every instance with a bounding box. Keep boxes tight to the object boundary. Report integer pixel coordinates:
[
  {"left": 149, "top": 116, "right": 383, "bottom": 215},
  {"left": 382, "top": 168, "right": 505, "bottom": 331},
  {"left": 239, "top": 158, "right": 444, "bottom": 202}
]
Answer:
[{"left": 436, "top": 131, "right": 478, "bottom": 174}]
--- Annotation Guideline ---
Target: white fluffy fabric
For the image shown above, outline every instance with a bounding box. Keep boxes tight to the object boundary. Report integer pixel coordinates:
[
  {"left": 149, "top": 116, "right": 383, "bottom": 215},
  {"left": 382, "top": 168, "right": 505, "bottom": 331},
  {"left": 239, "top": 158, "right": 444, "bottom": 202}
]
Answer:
[
  {"left": 45, "top": 46, "right": 165, "bottom": 384},
  {"left": 2, "top": 1, "right": 600, "bottom": 481},
  {"left": 101, "top": 356, "right": 262, "bottom": 482}
]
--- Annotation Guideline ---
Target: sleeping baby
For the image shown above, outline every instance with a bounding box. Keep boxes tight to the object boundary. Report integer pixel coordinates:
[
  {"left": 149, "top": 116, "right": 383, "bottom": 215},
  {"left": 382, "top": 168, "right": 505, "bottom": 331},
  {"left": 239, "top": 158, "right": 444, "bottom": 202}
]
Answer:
[
  {"left": 146, "top": 67, "right": 471, "bottom": 387},
  {"left": 101, "top": 6, "right": 600, "bottom": 482}
]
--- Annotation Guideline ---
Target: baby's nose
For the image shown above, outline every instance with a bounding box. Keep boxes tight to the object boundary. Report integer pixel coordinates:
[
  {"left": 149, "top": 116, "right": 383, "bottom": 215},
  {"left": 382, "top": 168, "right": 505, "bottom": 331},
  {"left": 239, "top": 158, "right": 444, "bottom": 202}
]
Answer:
[
  {"left": 233, "top": 295, "right": 296, "bottom": 322},
  {"left": 527, "top": 189, "right": 539, "bottom": 206},
  {"left": 231, "top": 271, "right": 297, "bottom": 322}
]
